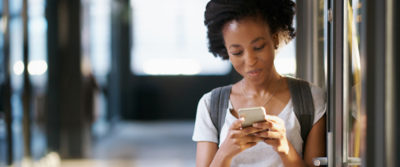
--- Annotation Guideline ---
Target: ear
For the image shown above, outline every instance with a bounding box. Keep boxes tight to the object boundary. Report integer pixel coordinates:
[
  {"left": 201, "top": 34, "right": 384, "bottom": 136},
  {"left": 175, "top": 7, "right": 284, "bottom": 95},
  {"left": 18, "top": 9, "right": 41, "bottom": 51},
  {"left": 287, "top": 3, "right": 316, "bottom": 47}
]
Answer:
[{"left": 272, "top": 34, "right": 279, "bottom": 49}]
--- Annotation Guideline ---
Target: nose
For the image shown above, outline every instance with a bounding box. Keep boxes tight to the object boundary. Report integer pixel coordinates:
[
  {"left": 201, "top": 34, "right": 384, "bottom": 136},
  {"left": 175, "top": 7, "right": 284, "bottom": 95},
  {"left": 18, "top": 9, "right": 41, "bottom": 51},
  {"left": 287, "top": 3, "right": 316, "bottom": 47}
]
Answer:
[{"left": 245, "top": 50, "right": 258, "bottom": 66}]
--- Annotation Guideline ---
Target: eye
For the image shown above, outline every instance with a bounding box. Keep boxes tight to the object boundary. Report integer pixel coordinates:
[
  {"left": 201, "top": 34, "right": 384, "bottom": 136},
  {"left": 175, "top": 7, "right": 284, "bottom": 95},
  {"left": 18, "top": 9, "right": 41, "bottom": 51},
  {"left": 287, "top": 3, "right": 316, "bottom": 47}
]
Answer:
[
  {"left": 231, "top": 51, "right": 243, "bottom": 56},
  {"left": 254, "top": 43, "right": 266, "bottom": 51}
]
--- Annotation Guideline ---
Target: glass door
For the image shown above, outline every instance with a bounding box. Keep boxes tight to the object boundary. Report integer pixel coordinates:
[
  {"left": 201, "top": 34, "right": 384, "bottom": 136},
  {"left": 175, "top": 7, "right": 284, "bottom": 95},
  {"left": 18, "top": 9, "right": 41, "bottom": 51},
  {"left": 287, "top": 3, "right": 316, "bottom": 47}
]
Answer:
[
  {"left": 342, "top": 0, "right": 363, "bottom": 166},
  {"left": 303, "top": 0, "right": 397, "bottom": 166},
  {"left": 323, "top": 0, "right": 364, "bottom": 166}
]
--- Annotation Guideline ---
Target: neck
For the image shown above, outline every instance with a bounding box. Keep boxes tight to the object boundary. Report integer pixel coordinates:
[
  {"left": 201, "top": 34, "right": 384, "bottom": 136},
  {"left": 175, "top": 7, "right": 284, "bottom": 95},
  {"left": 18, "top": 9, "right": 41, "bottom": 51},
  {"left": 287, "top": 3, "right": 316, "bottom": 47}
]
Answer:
[{"left": 242, "top": 71, "right": 281, "bottom": 97}]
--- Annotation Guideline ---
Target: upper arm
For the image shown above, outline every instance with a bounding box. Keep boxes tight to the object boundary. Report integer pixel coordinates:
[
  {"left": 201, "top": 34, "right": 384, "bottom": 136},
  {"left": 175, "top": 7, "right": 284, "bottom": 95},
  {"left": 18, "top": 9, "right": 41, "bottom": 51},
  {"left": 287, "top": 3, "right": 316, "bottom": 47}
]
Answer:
[
  {"left": 303, "top": 115, "right": 326, "bottom": 167},
  {"left": 196, "top": 141, "right": 218, "bottom": 167},
  {"left": 193, "top": 93, "right": 219, "bottom": 143}
]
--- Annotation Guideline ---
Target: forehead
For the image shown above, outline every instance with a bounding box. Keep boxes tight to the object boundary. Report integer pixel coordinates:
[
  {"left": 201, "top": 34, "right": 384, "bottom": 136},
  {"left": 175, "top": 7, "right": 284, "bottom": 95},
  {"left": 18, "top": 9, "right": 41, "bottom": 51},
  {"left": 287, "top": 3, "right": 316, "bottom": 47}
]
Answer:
[{"left": 222, "top": 17, "right": 272, "bottom": 45}]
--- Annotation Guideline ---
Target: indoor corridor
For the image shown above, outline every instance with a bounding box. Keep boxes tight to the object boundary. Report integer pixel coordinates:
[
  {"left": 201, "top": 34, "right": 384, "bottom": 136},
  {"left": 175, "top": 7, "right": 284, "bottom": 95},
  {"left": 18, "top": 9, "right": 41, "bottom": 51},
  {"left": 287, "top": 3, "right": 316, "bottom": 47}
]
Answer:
[
  {"left": 8, "top": 121, "right": 197, "bottom": 167},
  {"left": 60, "top": 121, "right": 196, "bottom": 167},
  {"left": 1, "top": 0, "right": 399, "bottom": 166}
]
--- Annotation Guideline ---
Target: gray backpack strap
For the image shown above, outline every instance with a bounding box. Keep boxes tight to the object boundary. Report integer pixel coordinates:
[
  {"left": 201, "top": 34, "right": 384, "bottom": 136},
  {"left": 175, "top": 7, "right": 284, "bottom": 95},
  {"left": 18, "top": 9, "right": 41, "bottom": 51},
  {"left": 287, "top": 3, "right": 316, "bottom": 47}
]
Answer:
[
  {"left": 286, "top": 77, "right": 315, "bottom": 144},
  {"left": 210, "top": 85, "right": 232, "bottom": 144}
]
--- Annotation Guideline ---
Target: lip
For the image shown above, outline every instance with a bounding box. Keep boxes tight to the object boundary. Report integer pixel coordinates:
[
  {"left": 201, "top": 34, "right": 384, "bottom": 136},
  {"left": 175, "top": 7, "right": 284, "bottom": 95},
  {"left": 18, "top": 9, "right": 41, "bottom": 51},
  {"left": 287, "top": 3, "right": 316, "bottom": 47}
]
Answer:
[{"left": 246, "top": 69, "right": 262, "bottom": 77}]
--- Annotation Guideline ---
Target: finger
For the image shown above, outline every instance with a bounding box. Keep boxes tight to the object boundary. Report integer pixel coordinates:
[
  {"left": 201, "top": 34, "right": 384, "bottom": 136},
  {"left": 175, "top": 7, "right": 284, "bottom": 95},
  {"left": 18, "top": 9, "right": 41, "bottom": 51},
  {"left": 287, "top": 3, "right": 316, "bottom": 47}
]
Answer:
[
  {"left": 241, "top": 126, "right": 265, "bottom": 135},
  {"left": 265, "top": 115, "right": 285, "bottom": 126},
  {"left": 229, "top": 129, "right": 246, "bottom": 138},
  {"left": 240, "top": 135, "right": 263, "bottom": 143},
  {"left": 261, "top": 117, "right": 286, "bottom": 132},
  {"left": 254, "top": 130, "right": 283, "bottom": 139},
  {"left": 240, "top": 142, "right": 258, "bottom": 150},
  {"left": 263, "top": 138, "right": 279, "bottom": 146},
  {"left": 229, "top": 132, "right": 261, "bottom": 146},
  {"left": 269, "top": 122, "right": 286, "bottom": 132},
  {"left": 230, "top": 118, "right": 245, "bottom": 130},
  {"left": 260, "top": 122, "right": 282, "bottom": 132},
  {"left": 236, "top": 136, "right": 265, "bottom": 145},
  {"left": 252, "top": 121, "right": 273, "bottom": 130}
]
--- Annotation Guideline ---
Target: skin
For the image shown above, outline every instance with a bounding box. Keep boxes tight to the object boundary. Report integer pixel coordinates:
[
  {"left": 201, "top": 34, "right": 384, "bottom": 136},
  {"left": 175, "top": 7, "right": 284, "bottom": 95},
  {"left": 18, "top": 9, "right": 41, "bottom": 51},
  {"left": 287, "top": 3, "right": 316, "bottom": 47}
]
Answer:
[{"left": 196, "top": 16, "right": 326, "bottom": 167}]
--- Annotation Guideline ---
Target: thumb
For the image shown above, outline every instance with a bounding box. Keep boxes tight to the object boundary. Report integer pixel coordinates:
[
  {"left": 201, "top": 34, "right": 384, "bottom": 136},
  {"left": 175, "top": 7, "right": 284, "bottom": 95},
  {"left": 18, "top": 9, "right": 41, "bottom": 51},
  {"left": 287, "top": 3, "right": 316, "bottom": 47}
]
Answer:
[{"left": 230, "top": 118, "right": 244, "bottom": 130}]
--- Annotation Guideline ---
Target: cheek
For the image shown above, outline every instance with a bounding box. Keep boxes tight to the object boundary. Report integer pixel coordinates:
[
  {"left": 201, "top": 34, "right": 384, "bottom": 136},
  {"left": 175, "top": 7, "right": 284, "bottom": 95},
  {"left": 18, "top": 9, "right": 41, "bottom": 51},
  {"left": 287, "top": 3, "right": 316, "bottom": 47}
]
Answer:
[
  {"left": 259, "top": 47, "right": 276, "bottom": 61},
  {"left": 229, "top": 56, "right": 244, "bottom": 71}
]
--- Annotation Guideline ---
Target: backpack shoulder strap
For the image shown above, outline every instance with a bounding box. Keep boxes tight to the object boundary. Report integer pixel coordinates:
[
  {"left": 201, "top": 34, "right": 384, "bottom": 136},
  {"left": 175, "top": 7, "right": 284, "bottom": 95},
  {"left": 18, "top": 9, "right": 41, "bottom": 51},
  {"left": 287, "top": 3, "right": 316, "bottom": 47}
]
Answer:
[
  {"left": 210, "top": 85, "right": 232, "bottom": 144},
  {"left": 286, "top": 77, "right": 315, "bottom": 143}
]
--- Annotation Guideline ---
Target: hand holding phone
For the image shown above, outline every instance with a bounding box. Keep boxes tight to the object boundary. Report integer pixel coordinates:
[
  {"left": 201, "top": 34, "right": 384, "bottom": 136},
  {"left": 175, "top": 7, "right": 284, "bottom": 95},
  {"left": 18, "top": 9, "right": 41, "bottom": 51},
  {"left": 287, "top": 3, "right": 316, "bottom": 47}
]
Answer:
[{"left": 238, "top": 106, "right": 267, "bottom": 128}]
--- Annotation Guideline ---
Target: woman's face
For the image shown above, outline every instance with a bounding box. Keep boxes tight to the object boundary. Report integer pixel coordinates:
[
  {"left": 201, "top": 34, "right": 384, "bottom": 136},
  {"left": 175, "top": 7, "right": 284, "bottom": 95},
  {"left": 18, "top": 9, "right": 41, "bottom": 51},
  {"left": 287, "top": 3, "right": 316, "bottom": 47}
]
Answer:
[{"left": 222, "top": 17, "right": 278, "bottom": 83}]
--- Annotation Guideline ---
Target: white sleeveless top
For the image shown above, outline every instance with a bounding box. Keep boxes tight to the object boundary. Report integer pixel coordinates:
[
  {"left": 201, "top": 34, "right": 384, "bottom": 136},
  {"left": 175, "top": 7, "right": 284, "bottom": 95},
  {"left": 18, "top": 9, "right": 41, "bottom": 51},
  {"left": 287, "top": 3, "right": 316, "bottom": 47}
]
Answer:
[{"left": 192, "top": 84, "right": 326, "bottom": 167}]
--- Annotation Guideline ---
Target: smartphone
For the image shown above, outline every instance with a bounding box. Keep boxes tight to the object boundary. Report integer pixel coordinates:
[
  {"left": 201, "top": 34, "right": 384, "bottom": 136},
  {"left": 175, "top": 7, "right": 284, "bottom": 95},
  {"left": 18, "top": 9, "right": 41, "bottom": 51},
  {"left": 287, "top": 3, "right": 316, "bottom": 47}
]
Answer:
[{"left": 238, "top": 106, "right": 267, "bottom": 128}]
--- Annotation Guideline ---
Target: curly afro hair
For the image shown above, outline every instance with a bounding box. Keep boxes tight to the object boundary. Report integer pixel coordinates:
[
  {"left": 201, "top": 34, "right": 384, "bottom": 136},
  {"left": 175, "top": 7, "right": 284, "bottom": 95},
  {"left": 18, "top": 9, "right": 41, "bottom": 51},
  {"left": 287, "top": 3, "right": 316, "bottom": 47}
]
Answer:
[{"left": 204, "top": 0, "right": 296, "bottom": 60}]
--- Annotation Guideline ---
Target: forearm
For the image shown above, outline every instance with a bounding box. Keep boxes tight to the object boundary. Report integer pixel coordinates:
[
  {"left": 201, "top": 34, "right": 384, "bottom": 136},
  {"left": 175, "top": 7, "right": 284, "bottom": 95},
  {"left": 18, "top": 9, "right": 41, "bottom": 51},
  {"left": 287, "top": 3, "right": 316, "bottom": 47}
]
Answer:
[
  {"left": 279, "top": 141, "right": 308, "bottom": 167},
  {"left": 209, "top": 149, "right": 233, "bottom": 167}
]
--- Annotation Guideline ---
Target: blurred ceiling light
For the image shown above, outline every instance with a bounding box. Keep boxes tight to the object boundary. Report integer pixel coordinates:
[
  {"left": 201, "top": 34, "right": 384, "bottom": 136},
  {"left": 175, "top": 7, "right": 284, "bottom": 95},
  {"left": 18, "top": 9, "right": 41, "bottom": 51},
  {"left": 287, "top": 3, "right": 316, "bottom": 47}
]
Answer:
[
  {"left": 13, "top": 61, "right": 25, "bottom": 75},
  {"left": 143, "top": 59, "right": 201, "bottom": 75},
  {"left": 28, "top": 60, "right": 48, "bottom": 75}
]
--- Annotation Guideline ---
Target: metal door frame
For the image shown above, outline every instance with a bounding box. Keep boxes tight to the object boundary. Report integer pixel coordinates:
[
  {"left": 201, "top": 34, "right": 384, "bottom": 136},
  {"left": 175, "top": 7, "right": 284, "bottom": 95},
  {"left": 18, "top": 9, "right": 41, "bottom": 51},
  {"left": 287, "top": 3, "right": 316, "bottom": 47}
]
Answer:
[
  {"left": 327, "top": 0, "right": 344, "bottom": 166},
  {"left": 327, "top": 0, "right": 398, "bottom": 166},
  {"left": 361, "top": 0, "right": 396, "bottom": 166}
]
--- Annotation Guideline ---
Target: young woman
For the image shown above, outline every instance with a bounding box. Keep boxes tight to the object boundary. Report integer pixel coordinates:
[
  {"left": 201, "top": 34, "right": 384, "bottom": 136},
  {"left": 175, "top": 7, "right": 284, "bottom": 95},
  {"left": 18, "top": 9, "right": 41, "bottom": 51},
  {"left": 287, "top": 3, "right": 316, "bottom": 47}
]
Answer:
[{"left": 192, "top": 0, "right": 326, "bottom": 166}]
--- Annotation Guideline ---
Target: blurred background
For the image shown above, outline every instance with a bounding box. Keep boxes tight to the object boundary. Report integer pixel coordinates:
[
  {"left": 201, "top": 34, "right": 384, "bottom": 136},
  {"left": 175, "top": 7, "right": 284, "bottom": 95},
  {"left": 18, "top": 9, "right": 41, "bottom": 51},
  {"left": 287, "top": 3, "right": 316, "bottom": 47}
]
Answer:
[
  {"left": 0, "top": 0, "right": 296, "bottom": 166},
  {"left": 0, "top": 0, "right": 399, "bottom": 167}
]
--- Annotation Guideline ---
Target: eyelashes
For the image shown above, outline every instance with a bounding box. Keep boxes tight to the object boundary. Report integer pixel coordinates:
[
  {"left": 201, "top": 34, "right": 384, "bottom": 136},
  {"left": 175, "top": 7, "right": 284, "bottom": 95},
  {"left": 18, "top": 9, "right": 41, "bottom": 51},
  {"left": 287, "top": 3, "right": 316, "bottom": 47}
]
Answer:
[
  {"left": 230, "top": 43, "right": 266, "bottom": 56},
  {"left": 254, "top": 43, "right": 266, "bottom": 51},
  {"left": 231, "top": 51, "right": 243, "bottom": 56}
]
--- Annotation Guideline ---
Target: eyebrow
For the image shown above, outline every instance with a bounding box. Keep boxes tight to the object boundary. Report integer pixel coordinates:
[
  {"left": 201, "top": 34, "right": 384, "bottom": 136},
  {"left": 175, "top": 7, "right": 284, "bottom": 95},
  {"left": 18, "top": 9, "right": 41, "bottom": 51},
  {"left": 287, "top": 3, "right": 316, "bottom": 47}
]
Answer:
[
  {"left": 250, "top": 37, "right": 266, "bottom": 44},
  {"left": 228, "top": 37, "right": 266, "bottom": 49}
]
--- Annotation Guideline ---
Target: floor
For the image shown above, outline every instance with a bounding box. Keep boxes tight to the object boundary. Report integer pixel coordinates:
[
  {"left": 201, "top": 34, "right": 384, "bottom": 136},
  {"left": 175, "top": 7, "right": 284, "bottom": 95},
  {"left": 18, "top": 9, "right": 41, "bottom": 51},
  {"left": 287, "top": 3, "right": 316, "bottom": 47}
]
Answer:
[{"left": 61, "top": 121, "right": 197, "bottom": 167}]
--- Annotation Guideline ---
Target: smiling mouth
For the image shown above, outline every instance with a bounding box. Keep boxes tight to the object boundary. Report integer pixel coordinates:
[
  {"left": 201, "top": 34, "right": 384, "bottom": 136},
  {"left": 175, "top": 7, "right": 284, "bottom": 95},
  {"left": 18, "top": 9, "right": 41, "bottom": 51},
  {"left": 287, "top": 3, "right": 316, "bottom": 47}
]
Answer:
[{"left": 247, "top": 69, "right": 262, "bottom": 76}]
